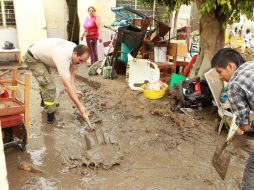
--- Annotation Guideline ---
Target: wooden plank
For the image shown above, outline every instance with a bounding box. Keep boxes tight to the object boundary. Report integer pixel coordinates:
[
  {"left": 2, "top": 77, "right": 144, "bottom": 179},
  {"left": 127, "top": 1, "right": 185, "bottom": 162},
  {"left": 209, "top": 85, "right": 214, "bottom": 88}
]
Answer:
[
  {"left": 24, "top": 73, "right": 30, "bottom": 143},
  {"left": 0, "top": 98, "right": 14, "bottom": 102},
  {"left": 0, "top": 98, "right": 22, "bottom": 103},
  {"left": 0, "top": 86, "right": 25, "bottom": 91},
  {"left": 0, "top": 80, "right": 13, "bottom": 84},
  {"left": 0, "top": 99, "right": 25, "bottom": 116},
  {"left": 0, "top": 80, "right": 24, "bottom": 85},
  {"left": 177, "top": 44, "right": 188, "bottom": 57},
  {"left": 0, "top": 70, "right": 11, "bottom": 77},
  {"left": 0, "top": 106, "right": 25, "bottom": 117},
  {"left": 12, "top": 69, "right": 17, "bottom": 99},
  {"left": 16, "top": 80, "right": 24, "bottom": 85}
]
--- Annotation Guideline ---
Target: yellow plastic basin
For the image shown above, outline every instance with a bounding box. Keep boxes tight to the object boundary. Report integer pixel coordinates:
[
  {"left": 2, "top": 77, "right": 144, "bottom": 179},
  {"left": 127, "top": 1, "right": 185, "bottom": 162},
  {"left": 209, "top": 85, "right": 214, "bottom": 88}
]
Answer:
[{"left": 141, "top": 83, "right": 168, "bottom": 100}]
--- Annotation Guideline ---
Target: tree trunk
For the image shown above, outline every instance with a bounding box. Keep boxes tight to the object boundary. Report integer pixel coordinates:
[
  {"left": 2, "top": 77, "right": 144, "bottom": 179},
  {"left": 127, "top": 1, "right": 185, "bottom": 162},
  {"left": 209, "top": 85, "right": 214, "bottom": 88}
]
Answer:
[
  {"left": 190, "top": 1, "right": 225, "bottom": 78},
  {"left": 66, "top": 0, "right": 80, "bottom": 45}
]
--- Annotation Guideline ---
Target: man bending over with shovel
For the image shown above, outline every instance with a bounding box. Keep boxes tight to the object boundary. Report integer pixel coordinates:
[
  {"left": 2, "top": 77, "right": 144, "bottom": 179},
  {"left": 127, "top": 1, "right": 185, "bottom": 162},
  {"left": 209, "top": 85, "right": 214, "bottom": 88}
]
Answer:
[
  {"left": 211, "top": 48, "right": 254, "bottom": 190},
  {"left": 23, "top": 38, "right": 90, "bottom": 124}
]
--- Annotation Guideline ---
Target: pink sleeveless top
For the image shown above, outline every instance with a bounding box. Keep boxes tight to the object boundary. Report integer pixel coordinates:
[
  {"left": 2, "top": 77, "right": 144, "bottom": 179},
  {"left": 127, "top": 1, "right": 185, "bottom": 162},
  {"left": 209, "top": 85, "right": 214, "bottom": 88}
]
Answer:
[{"left": 83, "top": 16, "right": 99, "bottom": 39}]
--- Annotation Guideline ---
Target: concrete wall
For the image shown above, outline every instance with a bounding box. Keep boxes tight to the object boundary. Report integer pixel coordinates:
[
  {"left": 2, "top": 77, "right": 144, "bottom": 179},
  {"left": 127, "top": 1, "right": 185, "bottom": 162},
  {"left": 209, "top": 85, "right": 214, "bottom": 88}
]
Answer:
[
  {"left": 0, "top": 0, "right": 116, "bottom": 59},
  {"left": 0, "top": 28, "right": 19, "bottom": 48},
  {"left": 44, "top": 0, "right": 68, "bottom": 39},
  {"left": 78, "top": 0, "right": 116, "bottom": 61},
  {"left": 0, "top": 0, "right": 68, "bottom": 55},
  {"left": 14, "top": 0, "right": 47, "bottom": 56}
]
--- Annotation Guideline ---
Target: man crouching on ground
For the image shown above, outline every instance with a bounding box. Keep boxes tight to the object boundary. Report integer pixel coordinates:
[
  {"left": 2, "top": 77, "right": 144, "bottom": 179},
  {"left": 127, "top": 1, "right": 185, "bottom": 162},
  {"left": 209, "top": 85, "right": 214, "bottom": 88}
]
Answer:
[
  {"left": 211, "top": 48, "right": 254, "bottom": 190},
  {"left": 23, "top": 38, "right": 90, "bottom": 124}
]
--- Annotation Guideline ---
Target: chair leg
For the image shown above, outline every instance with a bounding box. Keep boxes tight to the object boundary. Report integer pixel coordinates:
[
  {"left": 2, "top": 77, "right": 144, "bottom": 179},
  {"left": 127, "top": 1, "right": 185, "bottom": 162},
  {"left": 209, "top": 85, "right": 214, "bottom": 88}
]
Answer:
[
  {"left": 20, "top": 124, "right": 27, "bottom": 151},
  {"left": 218, "top": 117, "right": 225, "bottom": 133}
]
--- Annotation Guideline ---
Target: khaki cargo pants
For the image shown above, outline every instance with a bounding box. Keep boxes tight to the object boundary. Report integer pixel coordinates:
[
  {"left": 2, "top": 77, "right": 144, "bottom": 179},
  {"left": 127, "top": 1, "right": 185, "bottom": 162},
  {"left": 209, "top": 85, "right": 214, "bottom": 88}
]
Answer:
[{"left": 23, "top": 51, "right": 57, "bottom": 114}]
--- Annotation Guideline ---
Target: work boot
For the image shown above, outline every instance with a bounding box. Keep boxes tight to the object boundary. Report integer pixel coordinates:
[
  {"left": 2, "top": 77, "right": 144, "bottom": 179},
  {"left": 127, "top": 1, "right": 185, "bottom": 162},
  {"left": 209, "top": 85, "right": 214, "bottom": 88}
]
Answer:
[{"left": 47, "top": 112, "right": 55, "bottom": 124}]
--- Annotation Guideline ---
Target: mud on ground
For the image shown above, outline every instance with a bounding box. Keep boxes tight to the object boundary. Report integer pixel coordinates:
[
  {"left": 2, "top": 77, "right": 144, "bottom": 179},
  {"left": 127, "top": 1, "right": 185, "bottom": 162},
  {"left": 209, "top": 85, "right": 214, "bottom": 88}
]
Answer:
[{"left": 5, "top": 66, "right": 254, "bottom": 190}]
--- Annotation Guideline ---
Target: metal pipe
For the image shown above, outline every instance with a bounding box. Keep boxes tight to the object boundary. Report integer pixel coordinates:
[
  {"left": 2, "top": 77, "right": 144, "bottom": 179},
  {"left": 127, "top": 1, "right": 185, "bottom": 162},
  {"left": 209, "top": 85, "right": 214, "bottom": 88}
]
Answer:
[{"left": 0, "top": 126, "right": 9, "bottom": 190}]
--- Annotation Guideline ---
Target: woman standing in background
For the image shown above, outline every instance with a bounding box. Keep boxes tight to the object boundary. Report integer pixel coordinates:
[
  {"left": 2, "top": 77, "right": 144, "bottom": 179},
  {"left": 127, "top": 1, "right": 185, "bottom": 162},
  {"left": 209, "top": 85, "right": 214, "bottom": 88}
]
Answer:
[{"left": 81, "top": 6, "right": 102, "bottom": 65}]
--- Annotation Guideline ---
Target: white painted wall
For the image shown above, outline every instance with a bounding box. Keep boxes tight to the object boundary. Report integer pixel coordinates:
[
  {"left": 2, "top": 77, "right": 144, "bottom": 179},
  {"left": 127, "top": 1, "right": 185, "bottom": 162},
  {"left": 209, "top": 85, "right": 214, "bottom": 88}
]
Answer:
[
  {"left": 78, "top": 0, "right": 116, "bottom": 61},
  {"left": 1, "top": 0, "right": 115, "bottom": 59},
  {"left": 44, "top": 0, "right": 68, "bottom": 39},
  {"left": 14, "top": 0, "right": 47, "bottom": 56},
  {"left": 0, "top": 28, "right": 19, "bottom": 48},
  {"left": 0, "top": 128, "right": 9, "bottom": 190},
  {"left": 0, "top": 0, "right": 68, "bottom": 56},
  {"left": 177, "top": 5, "right": 191, "bottom": 28}
]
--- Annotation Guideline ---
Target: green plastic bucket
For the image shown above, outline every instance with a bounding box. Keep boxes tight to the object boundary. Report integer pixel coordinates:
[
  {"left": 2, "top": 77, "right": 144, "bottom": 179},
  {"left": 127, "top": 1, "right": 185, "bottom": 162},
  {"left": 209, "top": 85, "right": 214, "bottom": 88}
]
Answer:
[
  {"left": 120, "top": 43, "right": 132, "bottom": 63},
  {"left": 169, "top": 73, "right": 186, "bottom": 89}
]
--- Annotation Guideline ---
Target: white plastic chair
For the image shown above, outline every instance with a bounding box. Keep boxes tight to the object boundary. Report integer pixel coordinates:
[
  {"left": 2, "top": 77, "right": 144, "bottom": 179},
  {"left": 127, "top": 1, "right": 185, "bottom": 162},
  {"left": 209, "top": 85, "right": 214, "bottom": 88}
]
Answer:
[
  {"left": 127, "top": 55, "right": 160, "bottom": 91},
  {"left": 204, "top": 68, "right": 243, "bottom": 141}
]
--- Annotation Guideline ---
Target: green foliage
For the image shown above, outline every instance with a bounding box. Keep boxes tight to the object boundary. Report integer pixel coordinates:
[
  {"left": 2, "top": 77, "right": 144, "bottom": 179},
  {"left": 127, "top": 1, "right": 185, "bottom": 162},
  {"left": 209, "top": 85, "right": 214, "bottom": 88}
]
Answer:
[{"left": 141, "top": 0, "right": 254, "bottom": 24}]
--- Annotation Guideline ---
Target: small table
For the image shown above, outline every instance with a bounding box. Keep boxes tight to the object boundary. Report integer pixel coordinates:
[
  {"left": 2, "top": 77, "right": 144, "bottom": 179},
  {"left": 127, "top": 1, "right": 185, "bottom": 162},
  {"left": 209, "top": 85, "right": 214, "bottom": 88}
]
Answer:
[{"left": 0, "top": 48, "right": 21, "bottom": 69}]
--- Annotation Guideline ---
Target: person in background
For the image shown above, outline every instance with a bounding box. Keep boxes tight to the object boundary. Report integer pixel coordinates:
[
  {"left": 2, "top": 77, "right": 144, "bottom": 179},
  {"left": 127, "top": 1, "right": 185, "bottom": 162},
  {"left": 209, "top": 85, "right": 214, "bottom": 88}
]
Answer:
[
  {"left": 211, "top": 48, "right": 254, "bottom": 190},
  {"left": 81, "top": 6, "right": 102, "bottom": 65},
  {"left": 23, "top": 38, "right": 90, "bottom": 124}
]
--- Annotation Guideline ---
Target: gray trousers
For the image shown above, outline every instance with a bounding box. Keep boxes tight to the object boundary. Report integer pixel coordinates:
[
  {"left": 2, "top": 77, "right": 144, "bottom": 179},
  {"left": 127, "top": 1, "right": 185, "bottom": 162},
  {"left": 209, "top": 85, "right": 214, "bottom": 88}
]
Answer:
[
  {"left": 242, "top": 153, "right": 254, "bottom": 190},
  {"left": 23, "top": 51, "right": 57, "bottom": 113}
]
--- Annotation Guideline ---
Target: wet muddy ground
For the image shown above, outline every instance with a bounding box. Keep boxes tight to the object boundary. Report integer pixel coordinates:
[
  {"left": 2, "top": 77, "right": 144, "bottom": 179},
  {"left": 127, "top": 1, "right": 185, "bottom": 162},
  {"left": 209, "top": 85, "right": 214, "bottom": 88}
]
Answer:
[{"left": 5, "top": 65, "right": 254, "bottom": 190}]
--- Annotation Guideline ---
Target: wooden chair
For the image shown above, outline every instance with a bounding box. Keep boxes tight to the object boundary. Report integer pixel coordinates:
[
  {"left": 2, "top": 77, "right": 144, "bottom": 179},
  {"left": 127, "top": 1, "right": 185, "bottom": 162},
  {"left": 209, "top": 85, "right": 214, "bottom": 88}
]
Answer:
[
  {"left": 0, "top": 69, "right": 30, "bottom": 149},
  {"left": 168, "top": 42, "right": 190, "bottom": 74}
]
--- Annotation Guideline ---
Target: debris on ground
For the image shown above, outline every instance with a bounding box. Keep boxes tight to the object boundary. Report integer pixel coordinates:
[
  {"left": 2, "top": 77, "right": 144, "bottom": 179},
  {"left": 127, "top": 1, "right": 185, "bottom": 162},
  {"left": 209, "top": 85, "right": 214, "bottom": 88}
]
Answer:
[
  {"left": 18, "top": 161, "right": 44, "bottom": 173},
  {"left": 81, "top": 144, "right": 123, "bottom": 170}
]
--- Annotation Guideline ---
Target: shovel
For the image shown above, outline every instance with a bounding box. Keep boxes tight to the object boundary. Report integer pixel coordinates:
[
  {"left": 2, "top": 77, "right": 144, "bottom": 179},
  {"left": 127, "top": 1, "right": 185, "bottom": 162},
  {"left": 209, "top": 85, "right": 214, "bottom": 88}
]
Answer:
[
  {"left": 212, "top": 113, "right": 251, "bottom": 180},
  {"left": 83, "top": 113, "right": 106, "bottom": 150},
  {"left": 212, "top": 113, "right": 239, "bottom": 180},
  {"left": 212, "top": 136, "right": 235, "bottom": 180}
]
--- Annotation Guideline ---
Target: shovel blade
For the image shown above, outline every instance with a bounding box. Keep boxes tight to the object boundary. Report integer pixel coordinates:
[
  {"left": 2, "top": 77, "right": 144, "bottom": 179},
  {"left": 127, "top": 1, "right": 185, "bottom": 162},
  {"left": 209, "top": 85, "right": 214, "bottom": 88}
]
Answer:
[
  {"left": 84, "top": 132, "right": 98, "bottom": 150},
  {"left": 84, "top": 126, "right": 106, "bottom": 150},
  {"left": 95, "top": 127, "right": 106, "bottom": 145},
  {"left": 83, "top": 113, "right": 106, "bottom": 150},
  {"left": 212, "top": 142, "right": 232, "bottom": 180}
]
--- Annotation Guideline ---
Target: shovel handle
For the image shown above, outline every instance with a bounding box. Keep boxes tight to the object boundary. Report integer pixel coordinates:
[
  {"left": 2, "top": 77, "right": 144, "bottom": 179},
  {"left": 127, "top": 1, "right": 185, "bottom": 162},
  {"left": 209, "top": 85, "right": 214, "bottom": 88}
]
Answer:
[{"left": 83, "top": 113, "right": 92, "bottom": 128}]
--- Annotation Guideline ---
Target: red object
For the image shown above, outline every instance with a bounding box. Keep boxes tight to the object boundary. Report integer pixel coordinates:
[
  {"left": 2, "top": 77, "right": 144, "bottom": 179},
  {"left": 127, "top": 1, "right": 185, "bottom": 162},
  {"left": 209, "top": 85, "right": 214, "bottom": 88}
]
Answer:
[
  {"left": 182, "top": 55, "right": 198, "bottom": 77},
  {"left": 0, "top": 90, "right": 9, "bottom": 98},
  {"left": 0, "top": 114, "right": 23, "bottom": 128},
  {"left": 177, "top": 26, "right": 191, "bottom": 48},
  {"left": 100, "top": 101, "right": 107, "bottom": 107},
  {"left": 193, "top": 82, "right": 201, "bottom": 95},
  {"left": 84, "top": 16, "right": 99, "bottom": 39}
]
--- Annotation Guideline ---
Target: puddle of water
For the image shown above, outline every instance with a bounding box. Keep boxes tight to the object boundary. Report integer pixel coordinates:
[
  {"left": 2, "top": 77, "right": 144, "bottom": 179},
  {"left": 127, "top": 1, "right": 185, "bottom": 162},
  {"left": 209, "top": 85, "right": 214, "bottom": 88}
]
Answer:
[
  {"left": 38, "top": 177, "right": 58, "bottom": 190},
  {"left": 27, "top": 147, "right": 46, "bottom": 166},
  {"left": 21, "top": 176, "right": 58, "bottom": 190}
]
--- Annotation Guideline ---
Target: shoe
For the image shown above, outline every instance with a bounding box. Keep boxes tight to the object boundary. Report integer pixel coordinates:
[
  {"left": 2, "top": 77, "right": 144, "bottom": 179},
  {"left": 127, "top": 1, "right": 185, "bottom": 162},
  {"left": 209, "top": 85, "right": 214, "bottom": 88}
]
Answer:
[
  {"left": 47, "top": 112, "right": 55, "bottom": 124},
  {"left": 246, "top": 131, "right": 254, "bottom": 137}
]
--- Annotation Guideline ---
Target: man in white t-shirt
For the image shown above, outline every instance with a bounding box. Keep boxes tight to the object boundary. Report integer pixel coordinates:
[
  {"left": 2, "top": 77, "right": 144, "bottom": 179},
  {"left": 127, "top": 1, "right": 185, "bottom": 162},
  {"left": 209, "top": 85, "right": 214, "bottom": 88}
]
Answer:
[{"left": 23, "top": 38, "right": 90, "bottom": 123}]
